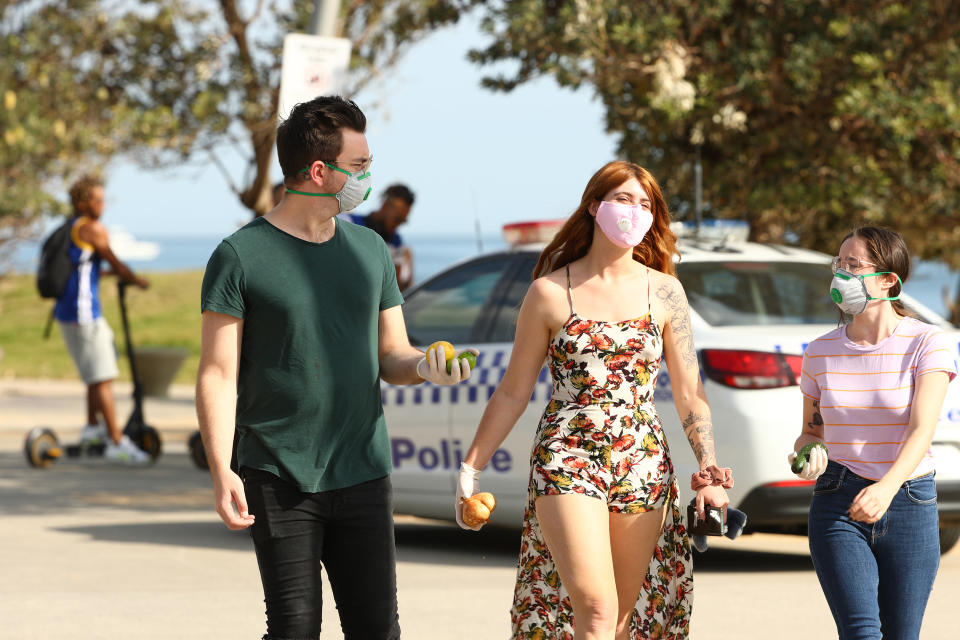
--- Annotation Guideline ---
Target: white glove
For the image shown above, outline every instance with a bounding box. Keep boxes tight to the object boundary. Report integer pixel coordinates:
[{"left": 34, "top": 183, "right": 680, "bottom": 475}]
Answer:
[
  {"left": 788, "top": 444, "right": 828, "bottom": 481},
  {"left": 416, "top": 347, "right": 476, "bottom": 385},
  {"left": 455, "top": 462, "right": 482, "bottom": 531}
]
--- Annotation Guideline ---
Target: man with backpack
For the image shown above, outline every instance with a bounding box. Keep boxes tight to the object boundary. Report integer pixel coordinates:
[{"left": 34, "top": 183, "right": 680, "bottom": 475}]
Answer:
[{"left": 45, "top": 175, "right": 151, "bottom": 463}]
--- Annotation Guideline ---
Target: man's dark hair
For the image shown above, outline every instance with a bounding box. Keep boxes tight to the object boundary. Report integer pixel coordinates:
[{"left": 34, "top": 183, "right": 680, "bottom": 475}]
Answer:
[
  {"left": 383, "top": 184, "right": 415, "bottom": 206},
  {"left": 276, "top": 96, "right": 366, "bottom": 182},
  {"left": 68, "top": 174, "right": 104, "bottom": 212}
]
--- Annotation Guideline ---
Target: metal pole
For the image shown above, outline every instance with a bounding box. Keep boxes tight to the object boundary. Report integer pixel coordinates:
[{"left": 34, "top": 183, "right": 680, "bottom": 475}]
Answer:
[
  {"left": 694, "top": 143, "right": 703, "bottom": 237},
  {"left": 310, "top": 0, "right": 341, "bottom": 37}
]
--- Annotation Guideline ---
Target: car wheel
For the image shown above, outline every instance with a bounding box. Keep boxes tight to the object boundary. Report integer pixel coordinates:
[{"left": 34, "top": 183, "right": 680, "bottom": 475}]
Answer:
[{"left": 940, "top": 527, "right": 960, "bottom": 554}]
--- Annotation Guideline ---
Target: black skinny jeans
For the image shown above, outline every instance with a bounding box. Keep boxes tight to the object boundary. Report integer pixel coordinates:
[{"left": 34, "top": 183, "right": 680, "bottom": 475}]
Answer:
[{"left": 242, "top": 468, "right": 401, "bottom": 640}]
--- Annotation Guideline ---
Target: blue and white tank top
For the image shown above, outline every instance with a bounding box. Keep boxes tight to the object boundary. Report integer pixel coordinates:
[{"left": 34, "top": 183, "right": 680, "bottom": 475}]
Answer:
[{"left": 54, "top": 217, "right": 102, "bottom": 323}]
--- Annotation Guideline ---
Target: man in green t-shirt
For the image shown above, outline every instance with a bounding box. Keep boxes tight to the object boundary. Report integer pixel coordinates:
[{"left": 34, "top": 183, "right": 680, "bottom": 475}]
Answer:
[{"left": 196, "top": 95, "right": 474, "bottom": 640}]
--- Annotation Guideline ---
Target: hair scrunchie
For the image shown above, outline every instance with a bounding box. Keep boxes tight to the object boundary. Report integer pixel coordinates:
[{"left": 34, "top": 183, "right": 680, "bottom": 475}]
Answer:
[{"left": 691, "top": 465, "right": 734, "bottom": 490}]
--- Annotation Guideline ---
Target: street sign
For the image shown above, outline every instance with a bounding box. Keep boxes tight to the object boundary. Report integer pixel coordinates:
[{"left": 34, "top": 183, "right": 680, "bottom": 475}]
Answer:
[{"left": 278, "top": 33, "right": 352, "bottom": 120}]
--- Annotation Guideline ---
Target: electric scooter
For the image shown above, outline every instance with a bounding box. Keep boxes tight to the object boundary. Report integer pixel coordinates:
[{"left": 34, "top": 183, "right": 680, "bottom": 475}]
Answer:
[{"left": 24, "top": 281, "right": 163, "bottom": 468}]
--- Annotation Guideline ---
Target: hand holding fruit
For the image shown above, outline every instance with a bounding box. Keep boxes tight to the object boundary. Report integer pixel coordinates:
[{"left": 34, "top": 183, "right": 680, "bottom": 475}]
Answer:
[
  {"left": 417, "top": 341, "right": 478, "bottom": 385},
  {"left": 461, "top": 492, "right": 497, "bottom": 528},
  {"left": 788, "top": 442, "right": 828, "bottom": 480},
  {"left": 456, "top": 462, "right": 489, "bottom": 530}
]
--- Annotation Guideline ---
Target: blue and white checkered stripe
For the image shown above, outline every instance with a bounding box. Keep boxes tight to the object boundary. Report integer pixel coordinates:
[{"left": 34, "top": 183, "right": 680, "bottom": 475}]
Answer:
[{"left": 381, "top": 349, "right": 553, "bottom": 406}]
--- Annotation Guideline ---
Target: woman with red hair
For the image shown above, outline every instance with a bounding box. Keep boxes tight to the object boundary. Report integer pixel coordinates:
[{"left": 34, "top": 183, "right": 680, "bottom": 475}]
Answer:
[{"left": 459, "top": 161, "right": 731, "bottom": 639}]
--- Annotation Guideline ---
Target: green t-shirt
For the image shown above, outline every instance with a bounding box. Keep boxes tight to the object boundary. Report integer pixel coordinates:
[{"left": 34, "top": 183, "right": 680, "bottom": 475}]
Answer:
[{"left": 201, "top": 216, "right": 404, "bottom": 492}]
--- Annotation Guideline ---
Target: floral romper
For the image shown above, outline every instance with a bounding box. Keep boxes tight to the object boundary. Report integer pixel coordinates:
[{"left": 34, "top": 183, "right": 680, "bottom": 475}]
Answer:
[{"left": 510, "top": 266, "right": 693, "bottom": 639}]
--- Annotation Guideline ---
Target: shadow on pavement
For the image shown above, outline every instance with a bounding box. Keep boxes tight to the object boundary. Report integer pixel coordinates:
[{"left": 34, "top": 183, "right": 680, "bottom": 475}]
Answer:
[
  {"left": 395, "top": 522, "right": 520, "bottom": 567},
  {"left": 691, "top": 547, "right": 814, "bottom": 573},
  {"left": 393, "top": 521, "right": 816, "bottom": 573},
  {"left": 53, "top": 520, "right": 253, "bottom": 551},
  {"left": 0, "top": 451, "right": 213, "bottom": 516}
]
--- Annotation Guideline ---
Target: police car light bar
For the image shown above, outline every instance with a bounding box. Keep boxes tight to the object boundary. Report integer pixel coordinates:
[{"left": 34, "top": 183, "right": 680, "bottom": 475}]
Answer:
[
  {"left": 672, "top": 219, "right": 750, "bottom": 244},
  {"left": 502, "top": 219, "right": 566, "bottom": 246}
]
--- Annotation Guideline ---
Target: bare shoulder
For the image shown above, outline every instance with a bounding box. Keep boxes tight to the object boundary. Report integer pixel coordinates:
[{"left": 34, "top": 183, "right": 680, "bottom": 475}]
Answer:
[
  {"left": 524, "top": 270, "right": 572, "bottom": 328},
  {"left": 649, "top": 270, "right": 687, "bottom": 317},
  {"left": 526, "top": 272, "right": 566, "bottom": 307},
  {"left": 648, "top": 269, "right": 683, "bottom": 294},
  {"left": 77, "top": 218, "right": 107, "bottom": 243}
]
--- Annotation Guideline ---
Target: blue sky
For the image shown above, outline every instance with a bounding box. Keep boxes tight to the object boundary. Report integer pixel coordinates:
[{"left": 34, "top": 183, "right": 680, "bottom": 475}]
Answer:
[{"left": 101, "top": 14, "right": 618, "bottom": 239}]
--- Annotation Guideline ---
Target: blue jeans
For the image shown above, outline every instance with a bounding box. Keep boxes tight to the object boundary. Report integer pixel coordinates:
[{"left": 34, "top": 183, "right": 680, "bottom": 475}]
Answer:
[
  {"left": 808, "top": 461, "right": 940, "bottom": 640},
  {"left": 242, "top": 469, "right": 401, "bottom": 640}
]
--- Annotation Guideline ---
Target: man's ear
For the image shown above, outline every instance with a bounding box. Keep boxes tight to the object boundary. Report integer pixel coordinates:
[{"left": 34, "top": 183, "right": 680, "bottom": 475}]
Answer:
[{"left": 303, "top": 160, "right": 325, "bottom": 185}]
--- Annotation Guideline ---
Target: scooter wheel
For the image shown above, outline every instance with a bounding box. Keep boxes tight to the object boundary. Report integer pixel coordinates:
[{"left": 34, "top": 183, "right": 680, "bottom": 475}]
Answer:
[
  {"left": 24, "top": 427, "right": 62, "bottom": 469},
  {"left": 188, "top": 431, "right": 209, "bottom": 470},
  {"left": 135, "top": 425, "right": 162, "bottom": 462}
]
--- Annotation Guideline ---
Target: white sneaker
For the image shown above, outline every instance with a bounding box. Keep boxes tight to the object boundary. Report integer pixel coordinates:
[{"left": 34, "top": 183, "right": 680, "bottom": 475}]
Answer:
[
  {"left": 105, "top": 435, "right": 150, "bottom": 465},
  {"left": 80, "top": 423, "right": 108, "bottom": 446}
]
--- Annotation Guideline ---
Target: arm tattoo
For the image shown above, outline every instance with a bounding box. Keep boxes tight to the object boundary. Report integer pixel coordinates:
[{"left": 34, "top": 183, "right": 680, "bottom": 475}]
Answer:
[
  {"left": 682, "top": 410, "right": 716, "bottom": 466},
  {"left": 656, "top": 281, "right": 698, "bottom": 370},
  {"left": 807, "top": 399, "right": 823, "bottom": 433}
]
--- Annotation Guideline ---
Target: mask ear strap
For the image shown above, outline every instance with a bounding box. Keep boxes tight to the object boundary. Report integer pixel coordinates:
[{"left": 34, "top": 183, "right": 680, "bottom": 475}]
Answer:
[
  {"left": 285, "top": 188, "right": 336, "bottom": 197},
  {"left": 288, "top": 160, "right": 344, "bottom": 197},
  {"left": 863, "top": 271, "right": 902, "bottom": 301}
]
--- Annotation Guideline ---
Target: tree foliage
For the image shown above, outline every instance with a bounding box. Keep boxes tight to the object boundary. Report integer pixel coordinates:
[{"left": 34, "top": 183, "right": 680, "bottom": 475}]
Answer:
[
  {"left": 1, "top": 0, "right": 472, "bottom": 248},
  {"left": 470, "top": 0, "right": 960, "bottom": 265}
]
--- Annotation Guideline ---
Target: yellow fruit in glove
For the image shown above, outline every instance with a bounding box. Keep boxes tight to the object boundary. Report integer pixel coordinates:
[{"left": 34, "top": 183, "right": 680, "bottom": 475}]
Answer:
[
  {"left": 426, "top": 341, "right": 455, "bottom": 368},
  {"left": 461, "top": 491, "right": 497, "bottom": 527}
]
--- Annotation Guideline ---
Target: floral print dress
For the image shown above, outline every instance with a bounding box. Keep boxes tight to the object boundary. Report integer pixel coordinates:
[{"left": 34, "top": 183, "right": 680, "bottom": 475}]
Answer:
[{"left": 510, "top": 267, "right": 693, "bottom": 639}]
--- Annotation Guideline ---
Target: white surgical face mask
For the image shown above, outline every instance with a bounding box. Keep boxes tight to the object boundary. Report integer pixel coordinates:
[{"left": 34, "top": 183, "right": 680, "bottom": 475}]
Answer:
[
  {"left": 286, "top": 162, "right": 373, "bottom": 213},
  {"left": 829, "top": 268, "right": 901, "bottom": 315}
]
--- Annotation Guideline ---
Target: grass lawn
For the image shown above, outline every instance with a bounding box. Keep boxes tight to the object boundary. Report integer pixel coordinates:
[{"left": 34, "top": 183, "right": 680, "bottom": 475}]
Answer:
[{"left": 0, "top": 270, "right": 204, "bottom": 385}]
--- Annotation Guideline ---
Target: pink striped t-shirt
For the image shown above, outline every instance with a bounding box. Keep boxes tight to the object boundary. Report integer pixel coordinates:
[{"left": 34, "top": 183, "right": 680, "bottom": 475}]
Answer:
[{"left": 800, "top": 316, "right": 957, "bottom": 480}]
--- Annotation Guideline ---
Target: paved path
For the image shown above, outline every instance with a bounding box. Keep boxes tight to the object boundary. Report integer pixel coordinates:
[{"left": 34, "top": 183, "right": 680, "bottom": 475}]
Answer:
[{"left": 1, "top": 379, "right": 956, "bottom": 638}]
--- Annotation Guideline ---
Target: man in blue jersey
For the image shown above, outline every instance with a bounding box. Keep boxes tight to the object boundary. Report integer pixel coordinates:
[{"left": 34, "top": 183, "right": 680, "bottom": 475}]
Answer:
[
  {"left": 346, "top": 184, "right": 416, "bottom": 290},
  {"left": 56, "top": 175, "right": 151, "bottom": 464}
]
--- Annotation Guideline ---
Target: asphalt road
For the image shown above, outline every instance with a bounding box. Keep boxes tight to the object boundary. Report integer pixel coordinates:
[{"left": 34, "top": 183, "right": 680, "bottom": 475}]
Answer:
[{"left": 2, "top": 379, "right": 957, "bottom": 638}]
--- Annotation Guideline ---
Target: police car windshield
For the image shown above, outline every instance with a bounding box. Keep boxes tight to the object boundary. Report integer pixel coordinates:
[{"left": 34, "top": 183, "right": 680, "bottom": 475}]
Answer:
[{"left": 678, "top": 261, "right": 837, "bottom": 326}]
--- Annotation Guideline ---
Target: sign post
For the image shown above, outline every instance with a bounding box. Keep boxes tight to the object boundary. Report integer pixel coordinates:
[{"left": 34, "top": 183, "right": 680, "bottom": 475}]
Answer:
[{"left": 277, "top": 34, "right": 351, "bottom": 120}]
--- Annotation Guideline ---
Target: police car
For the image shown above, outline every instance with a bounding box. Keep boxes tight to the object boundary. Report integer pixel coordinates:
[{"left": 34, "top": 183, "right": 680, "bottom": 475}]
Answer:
[{"left": 383, "top": 220, "right": 960, "bottom": 552}]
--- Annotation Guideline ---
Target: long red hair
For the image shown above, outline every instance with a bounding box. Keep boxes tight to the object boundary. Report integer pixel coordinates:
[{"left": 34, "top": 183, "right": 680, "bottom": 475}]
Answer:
[{"left": 533, "top": 161, "right": 678, "bottom": 278}]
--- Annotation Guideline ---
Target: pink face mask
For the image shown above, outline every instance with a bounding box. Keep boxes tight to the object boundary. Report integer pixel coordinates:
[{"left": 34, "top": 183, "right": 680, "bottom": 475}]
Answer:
[{"left": 595, "top": 201, "right": 654, "bottom": 248}]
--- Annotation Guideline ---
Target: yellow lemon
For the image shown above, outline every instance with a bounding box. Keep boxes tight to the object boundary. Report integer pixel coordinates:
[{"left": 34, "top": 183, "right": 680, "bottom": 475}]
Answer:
[{"left": 425, "top": 341, "right": 455, "bottom": 368}]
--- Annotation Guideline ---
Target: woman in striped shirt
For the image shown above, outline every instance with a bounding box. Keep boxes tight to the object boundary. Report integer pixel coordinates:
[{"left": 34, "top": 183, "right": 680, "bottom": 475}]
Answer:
[{"left": 793, "top": 226, "right": 956, "bottom": 639}]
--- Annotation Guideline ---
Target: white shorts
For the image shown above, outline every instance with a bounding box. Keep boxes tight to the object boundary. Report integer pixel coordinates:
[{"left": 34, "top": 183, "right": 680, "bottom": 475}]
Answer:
[{"left": 59, "top": 317, "right": 119, "bottom": 385}]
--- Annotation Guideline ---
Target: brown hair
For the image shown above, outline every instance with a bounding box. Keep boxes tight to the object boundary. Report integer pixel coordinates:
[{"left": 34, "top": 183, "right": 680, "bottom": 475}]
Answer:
[
  {"left": 68, "top": 174, "right": 104, "bottom": 212},
  {"left": 533, "top": 161, "right": 678, "bottom": 278},
  {"left": 276, "top": 95, "right": 367, "bottom": 182},
  {"left": 843, "top": 225, "right": 911, "bottom": 317}
]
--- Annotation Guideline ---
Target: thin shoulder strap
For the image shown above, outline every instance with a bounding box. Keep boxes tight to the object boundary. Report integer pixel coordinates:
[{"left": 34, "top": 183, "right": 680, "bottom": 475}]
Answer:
[
  {"left": 565, "top": 265, "right": 577, "bottom": 316},
  {"left": 647, "top": 267, "right": 651, "bottom": 315}
]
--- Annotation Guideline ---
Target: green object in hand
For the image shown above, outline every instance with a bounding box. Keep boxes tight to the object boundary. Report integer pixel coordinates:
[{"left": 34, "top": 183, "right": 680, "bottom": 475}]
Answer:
[
  {"left": 791, "top": 442, "right": 828, "bottom": 474},
  {"left": 446, "top": 350, "right": 477, "bottom": 374}
]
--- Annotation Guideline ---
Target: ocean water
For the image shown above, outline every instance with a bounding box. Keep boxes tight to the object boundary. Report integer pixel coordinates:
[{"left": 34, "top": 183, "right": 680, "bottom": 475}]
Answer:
[
  {"left": 8, "top": 231, "right": 959, "bottom": 322},
  {"left": 7, "top": 231, "right": 509, "bottom": 289}
]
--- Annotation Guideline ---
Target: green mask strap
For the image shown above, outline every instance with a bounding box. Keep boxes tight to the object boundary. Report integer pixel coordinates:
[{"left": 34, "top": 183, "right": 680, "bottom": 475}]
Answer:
[
  {"left": 860, "top": 271, "right": 903, "bottom": 302},
  {"left": 284, "top": 162, "right": 352, "bottom": 197},
  {"left": 285, "top": 188, "right": 335, "bottom": 197}
]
